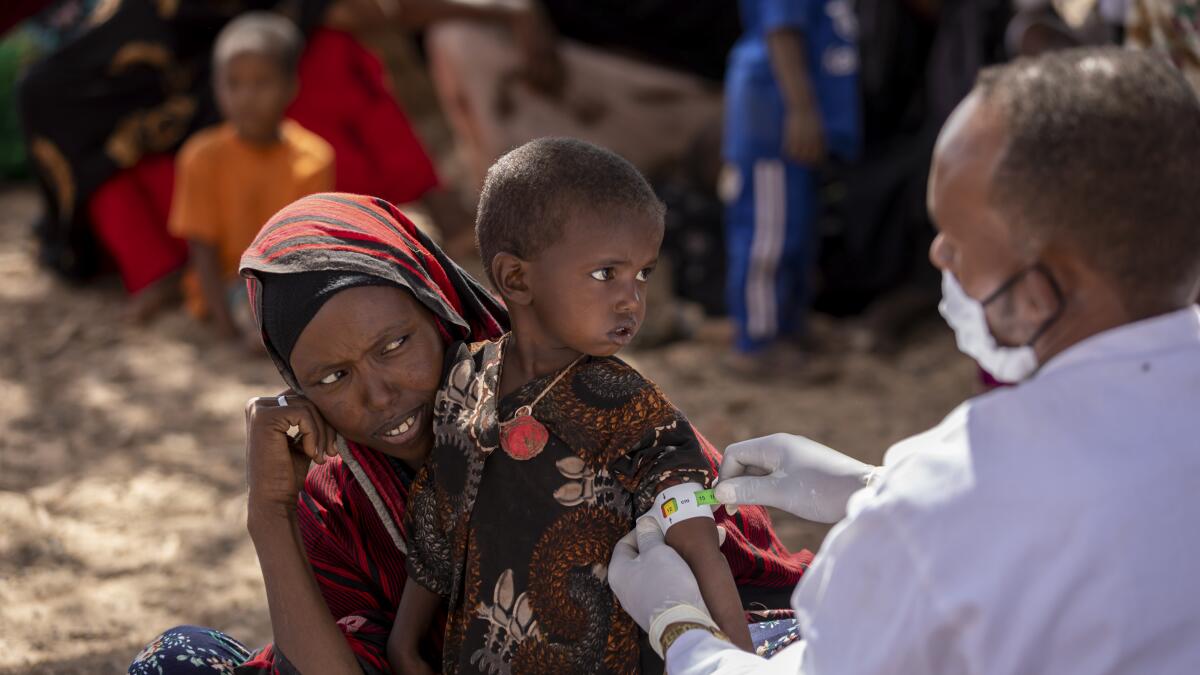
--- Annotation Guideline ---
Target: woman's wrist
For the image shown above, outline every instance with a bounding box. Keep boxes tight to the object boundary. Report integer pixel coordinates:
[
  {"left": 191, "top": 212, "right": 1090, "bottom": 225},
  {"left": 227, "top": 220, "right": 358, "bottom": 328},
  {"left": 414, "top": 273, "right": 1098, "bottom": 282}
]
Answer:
[{"left": 247, "top": 499, "right": 297, "bottom": 536}]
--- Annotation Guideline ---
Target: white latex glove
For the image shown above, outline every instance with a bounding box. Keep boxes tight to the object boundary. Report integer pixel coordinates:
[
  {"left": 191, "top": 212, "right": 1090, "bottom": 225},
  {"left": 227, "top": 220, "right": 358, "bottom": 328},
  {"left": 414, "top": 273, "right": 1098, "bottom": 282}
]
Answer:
[
  {"left": 715, "top": 433, "right": 878, "bottom": 523},
  {"left": 609, "top": 517, "right": 717, "bottom": 657}
]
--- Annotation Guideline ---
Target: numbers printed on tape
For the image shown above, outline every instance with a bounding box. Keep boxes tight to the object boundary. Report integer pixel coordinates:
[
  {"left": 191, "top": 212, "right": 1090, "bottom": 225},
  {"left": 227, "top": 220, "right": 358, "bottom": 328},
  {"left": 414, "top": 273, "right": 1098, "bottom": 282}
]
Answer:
[{"left": 649, "top": 482, "right": 715, "bottom": 533}]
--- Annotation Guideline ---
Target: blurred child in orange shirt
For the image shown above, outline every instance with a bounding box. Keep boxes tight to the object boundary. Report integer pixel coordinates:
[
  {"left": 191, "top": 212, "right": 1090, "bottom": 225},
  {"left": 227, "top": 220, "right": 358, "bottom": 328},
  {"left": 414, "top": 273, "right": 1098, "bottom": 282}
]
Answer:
[{"left": 170, "top": 11, "right": 333, "bottom": 344}]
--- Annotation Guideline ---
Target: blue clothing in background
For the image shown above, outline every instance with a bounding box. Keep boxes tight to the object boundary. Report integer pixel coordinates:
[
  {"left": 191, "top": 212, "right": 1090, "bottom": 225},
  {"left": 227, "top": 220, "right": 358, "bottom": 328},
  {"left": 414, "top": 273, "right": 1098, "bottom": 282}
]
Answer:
[
  {"left": 722, "top": 0, "right": 860, "bottom": 353},
  {"left": 724, "top": 158, "right": 817, "bottom": 352},
  {"left": 724, "top": 0, "right": 860, "bottom": 162}
]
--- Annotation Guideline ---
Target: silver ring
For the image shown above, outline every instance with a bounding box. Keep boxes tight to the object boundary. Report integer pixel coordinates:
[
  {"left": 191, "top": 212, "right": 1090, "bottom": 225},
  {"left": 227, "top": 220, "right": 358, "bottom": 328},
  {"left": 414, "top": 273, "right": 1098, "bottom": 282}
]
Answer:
[
  {"left": 286, "top": 424, "right": 301, "bottom": 439},
  {"left": 277, "top": 395, "right": 288, "bottom": 407}
]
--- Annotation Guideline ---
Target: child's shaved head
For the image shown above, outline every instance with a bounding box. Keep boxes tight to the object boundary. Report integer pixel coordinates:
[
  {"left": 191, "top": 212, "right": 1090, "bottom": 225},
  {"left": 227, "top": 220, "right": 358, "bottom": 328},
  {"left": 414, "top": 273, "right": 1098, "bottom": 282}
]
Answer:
[
  {"left": 213, "top": 11, "right": 303, "bottom": 75},
  {"left": 476, "top": 138, "right": 665, "bottom": 285}
]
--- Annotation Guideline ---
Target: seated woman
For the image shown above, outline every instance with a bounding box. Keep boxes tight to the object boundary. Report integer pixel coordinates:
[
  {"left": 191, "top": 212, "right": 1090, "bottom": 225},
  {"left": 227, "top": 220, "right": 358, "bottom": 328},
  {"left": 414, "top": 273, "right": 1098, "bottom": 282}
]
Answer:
[{"left": 128, "top": 192, "right": 812, "bottom": 675}]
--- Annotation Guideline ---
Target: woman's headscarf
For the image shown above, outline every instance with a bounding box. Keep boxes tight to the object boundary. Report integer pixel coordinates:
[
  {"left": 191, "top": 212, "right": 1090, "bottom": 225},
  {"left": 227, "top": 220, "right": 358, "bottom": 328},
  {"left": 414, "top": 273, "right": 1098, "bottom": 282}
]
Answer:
[{"left": 240, "top": 192, "right": 508, "bottom": 391}]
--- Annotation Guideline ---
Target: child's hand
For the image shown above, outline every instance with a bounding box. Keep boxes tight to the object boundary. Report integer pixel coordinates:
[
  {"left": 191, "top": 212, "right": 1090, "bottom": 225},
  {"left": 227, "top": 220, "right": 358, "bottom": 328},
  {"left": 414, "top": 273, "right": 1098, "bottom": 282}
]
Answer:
[
  {"left": 208, "top": 304, "right": 241, "bottom": 341},
  {"left": 242, "top": 329, "right": 267, "bottom": 356},
  {"left": 390, "top": 650, "right": 435, "bottom": 675},
  {"left": 784, "top": 106, "right": 825, "bottom": 165},
  {"left": 389, "top": 579, "right": 442, "bottom": 675},
  {"left": 215, "top": 317, "right": 241, "bottom": 341}
]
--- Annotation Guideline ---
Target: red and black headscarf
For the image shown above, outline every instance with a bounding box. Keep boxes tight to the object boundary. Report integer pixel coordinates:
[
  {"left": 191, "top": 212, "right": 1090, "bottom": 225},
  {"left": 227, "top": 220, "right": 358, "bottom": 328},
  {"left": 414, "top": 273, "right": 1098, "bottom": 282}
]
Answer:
[{"left": 240, "top": 192, "right": 508, "bottom": 391}]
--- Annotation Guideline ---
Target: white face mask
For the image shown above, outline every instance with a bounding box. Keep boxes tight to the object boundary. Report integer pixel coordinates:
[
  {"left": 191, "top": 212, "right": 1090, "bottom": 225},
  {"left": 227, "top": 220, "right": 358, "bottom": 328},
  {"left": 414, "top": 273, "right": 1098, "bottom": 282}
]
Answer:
[{"left": 938, "top": 270, "right": 1039, "bottom": 383}]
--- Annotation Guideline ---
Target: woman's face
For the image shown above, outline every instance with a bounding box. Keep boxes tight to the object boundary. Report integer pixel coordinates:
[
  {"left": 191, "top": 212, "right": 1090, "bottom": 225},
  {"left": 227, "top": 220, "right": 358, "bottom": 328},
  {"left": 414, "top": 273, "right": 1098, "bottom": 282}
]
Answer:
[{"left": 288, "top": 286, "right": 445, "bottom": 466}]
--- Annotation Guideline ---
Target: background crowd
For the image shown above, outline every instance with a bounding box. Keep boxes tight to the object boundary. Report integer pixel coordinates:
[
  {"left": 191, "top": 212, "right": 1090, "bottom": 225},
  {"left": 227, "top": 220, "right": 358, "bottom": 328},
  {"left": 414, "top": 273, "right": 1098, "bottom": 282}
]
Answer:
[{"left": 1, "top": 0, "right": 1196, "bottom": 364}]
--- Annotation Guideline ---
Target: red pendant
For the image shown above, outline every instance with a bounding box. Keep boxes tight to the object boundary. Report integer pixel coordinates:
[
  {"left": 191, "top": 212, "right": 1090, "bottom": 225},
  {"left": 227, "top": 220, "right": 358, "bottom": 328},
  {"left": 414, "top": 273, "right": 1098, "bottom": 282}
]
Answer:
[{"left": 500, "top": 414, "right": 549, "bottom": 460}]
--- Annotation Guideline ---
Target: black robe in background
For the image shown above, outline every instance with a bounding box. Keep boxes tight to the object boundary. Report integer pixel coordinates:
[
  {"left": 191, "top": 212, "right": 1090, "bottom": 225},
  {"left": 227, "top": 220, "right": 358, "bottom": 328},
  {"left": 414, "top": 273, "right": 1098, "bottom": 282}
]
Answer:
[
  {"left": 18, "top": 0, "right": 329, "bottom": 280},
  {"left": 816, "top": 0, "right": 1010, "bottom": 315},
  {"left": 539, "top": 0, "right": 740, "bottom": 82}
]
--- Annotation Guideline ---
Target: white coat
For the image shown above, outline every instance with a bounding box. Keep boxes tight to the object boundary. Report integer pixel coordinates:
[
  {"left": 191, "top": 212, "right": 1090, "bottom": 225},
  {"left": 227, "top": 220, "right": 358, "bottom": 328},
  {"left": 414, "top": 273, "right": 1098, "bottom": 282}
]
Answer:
[{"left": 669, "top": 307, "right": 1200, "bottom": 674}]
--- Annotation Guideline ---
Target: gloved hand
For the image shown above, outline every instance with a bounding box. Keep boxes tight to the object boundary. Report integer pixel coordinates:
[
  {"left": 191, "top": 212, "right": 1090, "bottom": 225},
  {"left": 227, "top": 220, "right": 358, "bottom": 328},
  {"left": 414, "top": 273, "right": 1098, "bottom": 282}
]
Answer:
[
  {"left": 715, "top": 433, "right": 878, "bottom": 523},
  {"left": 609, "top": 517, "right": 717, "bottom": 657}
]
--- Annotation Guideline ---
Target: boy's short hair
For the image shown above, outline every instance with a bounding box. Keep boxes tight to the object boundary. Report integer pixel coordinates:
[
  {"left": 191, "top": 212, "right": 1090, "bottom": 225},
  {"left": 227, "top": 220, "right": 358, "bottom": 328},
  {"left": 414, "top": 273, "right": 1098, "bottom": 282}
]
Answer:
[
  {"left": 476, "top": 138, "right": 665, "bottom": 283},
  {"left": 213, "top": 11, "right": 304, "bottom": 75}
]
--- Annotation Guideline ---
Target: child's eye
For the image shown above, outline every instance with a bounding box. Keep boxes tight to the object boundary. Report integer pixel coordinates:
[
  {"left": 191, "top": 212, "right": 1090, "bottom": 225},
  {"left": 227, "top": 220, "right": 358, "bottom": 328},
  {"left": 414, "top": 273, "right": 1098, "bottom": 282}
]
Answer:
[
  {"left": 590, "top": 268, "right": 614, "bottom": 281},
  {"left": 636, "top": 267, "right": 655, "bottom": 282},
  {"left": 319, "top": 370, "right": 346, "bottom": 385},
  {"left": 383, "top": 336, "right": 408, "bottom": 353}
]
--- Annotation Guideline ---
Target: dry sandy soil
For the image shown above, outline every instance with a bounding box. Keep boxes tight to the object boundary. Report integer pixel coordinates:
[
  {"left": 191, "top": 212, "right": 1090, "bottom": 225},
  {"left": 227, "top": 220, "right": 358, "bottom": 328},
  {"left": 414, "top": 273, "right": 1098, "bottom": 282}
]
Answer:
[{"left": 0, "top": 182, "right": 981, "bottom": 673}]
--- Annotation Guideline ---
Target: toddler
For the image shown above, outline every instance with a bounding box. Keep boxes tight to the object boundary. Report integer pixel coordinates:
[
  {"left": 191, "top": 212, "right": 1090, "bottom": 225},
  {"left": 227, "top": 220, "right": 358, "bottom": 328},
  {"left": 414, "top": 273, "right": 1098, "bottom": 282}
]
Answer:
[
  {"left": 388, "top": 138, "right": 753, "bottom": 674},
  {"left": 170, "top": 12, "right": 333, "bottom": 344}
]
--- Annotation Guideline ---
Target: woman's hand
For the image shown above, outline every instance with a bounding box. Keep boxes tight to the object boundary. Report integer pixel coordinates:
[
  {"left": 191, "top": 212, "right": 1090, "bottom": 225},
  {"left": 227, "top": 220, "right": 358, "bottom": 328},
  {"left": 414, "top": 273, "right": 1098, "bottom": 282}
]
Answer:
[{"left": 244, "top": 391, "right": 339, "bottom": 518}]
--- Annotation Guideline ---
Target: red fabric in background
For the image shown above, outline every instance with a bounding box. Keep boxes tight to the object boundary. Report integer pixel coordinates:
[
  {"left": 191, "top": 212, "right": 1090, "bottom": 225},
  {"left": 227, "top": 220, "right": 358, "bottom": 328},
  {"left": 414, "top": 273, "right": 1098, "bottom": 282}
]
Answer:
[
  {"left": 288, "top": 28, "right": 440, "bottom": 205},
  {"left": 84, "top": 29, "right": 441, "bottom": 296},
  {"left": 87, "top": 154, "right": 186, "bottom": 294}
]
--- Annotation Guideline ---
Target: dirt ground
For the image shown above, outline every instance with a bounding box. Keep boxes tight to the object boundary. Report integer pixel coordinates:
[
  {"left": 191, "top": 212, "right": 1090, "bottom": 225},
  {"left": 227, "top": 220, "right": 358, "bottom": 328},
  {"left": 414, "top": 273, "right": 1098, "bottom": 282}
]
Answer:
[{"left": 0, "top": 182, "right": 980, "bottom": 673}]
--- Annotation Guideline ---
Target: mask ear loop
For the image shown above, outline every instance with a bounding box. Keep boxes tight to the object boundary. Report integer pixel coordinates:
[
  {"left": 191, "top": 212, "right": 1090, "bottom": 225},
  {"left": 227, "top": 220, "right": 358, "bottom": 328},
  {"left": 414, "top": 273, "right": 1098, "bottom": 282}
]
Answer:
[
  {"left": 980, "top": 266, "right": 1032, "bottom": 306},
  {"left": 979, "top": 263, "right": 1067, "bottom": 347},
  {"left": 1022, "top": 264, "right": 1065, "bottom": 347}
]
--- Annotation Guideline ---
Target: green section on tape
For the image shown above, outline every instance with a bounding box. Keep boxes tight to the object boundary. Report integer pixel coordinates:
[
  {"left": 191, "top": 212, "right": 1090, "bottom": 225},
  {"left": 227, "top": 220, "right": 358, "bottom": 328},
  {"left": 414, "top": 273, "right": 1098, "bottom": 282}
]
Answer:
[{"left": 694, "top": 488, "right": 718, "bottom": 505}]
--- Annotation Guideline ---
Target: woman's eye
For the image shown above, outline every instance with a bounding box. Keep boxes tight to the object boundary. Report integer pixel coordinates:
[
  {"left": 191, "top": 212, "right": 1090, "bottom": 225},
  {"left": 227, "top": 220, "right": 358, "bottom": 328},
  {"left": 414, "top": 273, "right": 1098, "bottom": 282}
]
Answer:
[
  {"left": 636, "top": 267, "right": 654, "bottom": 282},
  {"left": 319, "top": 370, "right": 345, "bottom": 385},
  {"left": 383, "top": 336, "right": 408, "bottom": 353},
  {"left": 590, "top": 268, "right": 614, "bottom": 281}
]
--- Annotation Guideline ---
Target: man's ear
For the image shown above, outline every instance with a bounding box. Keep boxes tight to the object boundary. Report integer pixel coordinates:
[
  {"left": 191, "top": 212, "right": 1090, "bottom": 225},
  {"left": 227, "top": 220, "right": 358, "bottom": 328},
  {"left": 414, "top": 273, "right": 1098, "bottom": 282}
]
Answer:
[
  {"left": 1025, "top": 244, "right": 1076, "bottom": 322},
  {"left": 491, "top": 252, "right": 533, "bottom": 306}
]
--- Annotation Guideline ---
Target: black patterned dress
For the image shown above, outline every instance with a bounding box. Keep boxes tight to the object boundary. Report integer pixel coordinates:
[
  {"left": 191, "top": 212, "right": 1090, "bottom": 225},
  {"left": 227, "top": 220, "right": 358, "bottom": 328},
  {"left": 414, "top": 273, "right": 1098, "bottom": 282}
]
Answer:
[{"left": 405, "top": 338, "right": 714, "bottom": 675}]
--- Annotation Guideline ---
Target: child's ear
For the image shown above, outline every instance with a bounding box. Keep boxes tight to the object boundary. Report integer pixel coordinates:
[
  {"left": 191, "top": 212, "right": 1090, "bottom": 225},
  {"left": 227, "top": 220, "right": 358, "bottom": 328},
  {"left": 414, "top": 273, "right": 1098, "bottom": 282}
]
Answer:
[{"left": 491, "top": 252, "right": 533, "bottom": 306}]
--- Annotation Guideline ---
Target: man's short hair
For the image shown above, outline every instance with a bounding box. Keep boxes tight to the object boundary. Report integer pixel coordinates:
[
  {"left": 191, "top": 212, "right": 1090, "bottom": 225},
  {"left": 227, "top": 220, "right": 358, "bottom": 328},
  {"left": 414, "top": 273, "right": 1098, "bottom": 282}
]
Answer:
[
  {"left": 976, "top": 47, "right": 1200, "bottom": 309},
  {"left": 213, "top": 11, "right": 303, "bottom": 75},
  {"left": 476, "top": 137, "right": 665, "bottom": 284}
]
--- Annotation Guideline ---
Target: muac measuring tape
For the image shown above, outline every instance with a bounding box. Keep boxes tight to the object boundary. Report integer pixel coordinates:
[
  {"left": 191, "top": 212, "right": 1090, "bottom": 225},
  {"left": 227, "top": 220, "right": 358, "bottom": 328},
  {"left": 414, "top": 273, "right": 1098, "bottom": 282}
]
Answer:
[{"left": 647, "top": 482, "right": 719, "bottom": 533}]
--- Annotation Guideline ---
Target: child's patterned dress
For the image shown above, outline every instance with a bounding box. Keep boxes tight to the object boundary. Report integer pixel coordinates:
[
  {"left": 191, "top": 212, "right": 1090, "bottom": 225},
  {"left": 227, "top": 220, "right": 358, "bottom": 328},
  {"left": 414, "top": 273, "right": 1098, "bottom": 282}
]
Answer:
[{"left": 404, "top": 339, "right": 714, "bottom": 675}]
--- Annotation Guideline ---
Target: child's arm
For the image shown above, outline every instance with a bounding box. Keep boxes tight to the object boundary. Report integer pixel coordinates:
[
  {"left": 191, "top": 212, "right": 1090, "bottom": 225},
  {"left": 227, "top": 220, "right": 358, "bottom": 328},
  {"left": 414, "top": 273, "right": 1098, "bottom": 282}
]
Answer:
[
  {"left": 189, "top": 240, "right": 238, "bottom": 339},
  {"left": 664, "top": 517, "right": 755, "bottom": 652},
  {"left": 766, "top": 27, "right": 825, "bottom": 164},
  {"left": 386, "top": 578, "right": 440, "bottom": 675}
]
